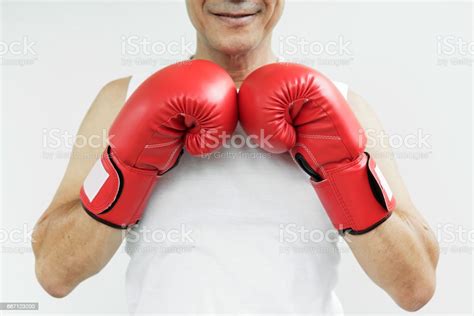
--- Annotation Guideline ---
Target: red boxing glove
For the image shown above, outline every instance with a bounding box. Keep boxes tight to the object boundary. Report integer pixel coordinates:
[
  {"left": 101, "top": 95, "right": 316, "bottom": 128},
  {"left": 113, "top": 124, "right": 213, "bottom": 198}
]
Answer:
[
  {"left": 239, "top": 63, "right": 395, "bottom": 234},
  {"left": 80, "top": 60, "right": 238, "bottom": 228}
]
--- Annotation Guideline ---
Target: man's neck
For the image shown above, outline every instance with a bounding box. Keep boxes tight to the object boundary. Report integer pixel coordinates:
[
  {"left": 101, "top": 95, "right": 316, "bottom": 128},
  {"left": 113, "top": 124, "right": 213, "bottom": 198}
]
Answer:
[{"left": 193, "top": 37, "right": 278, "bottom": 87}]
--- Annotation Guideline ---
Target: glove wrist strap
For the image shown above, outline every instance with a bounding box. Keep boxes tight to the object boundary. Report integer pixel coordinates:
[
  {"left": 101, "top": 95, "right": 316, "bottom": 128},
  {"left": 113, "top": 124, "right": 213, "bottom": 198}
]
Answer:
[
  {"left": 80, "top": 147, "right": 159, "bottom": 229},
  {"left": 310, "top": 153, "right": 396, "bottom": 235}
]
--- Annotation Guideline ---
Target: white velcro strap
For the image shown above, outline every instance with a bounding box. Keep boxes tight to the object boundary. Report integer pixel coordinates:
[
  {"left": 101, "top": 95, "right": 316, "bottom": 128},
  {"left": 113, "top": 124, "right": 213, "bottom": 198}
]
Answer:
[
  {"left": 373, "top": 165, "right": 393, "bottom": 201},
  {"left": 83, "top": 158, "right": 110, "bottom": 202}
]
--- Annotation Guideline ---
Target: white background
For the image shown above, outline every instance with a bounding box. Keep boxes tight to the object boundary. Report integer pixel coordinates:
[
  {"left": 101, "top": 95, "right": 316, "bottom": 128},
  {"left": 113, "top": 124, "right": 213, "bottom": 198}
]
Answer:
[{"left": 1, "top": 0, "right": 473, "bottom": 314}]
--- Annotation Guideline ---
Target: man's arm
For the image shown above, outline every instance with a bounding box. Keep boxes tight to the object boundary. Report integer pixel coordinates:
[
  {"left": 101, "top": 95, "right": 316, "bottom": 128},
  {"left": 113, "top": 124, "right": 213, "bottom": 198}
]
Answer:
[
  {"left": 345, "top": 90, "right": 440, "bottom": 311},
  {"left": 32, "top": 77, "right": 131, "bottom": 298}
]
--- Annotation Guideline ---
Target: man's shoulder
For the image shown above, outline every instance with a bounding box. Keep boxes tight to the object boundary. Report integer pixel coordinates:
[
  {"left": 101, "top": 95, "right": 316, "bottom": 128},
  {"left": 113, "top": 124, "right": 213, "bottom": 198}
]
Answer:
[
  {"left": 94, "top": 66, "right": 166, "bottom": 111},
  {"left": 97, "top": 76, "right": 132, "bottom": 104},
  {"left": 80, "top": 76, "right": 132, "bottom": 127}
]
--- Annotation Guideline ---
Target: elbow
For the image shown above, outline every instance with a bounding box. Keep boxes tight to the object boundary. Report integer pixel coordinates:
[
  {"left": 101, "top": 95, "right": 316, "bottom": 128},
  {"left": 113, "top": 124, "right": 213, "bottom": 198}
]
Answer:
[
  {"left": 32, "top": 225, "right": 74, "bottom": 298},
  {"left": 393, "top": 275, "right": 436, "bottom": 312},
  {"left": 38, "top": 281, "right": 73, "bottom": 299},
  {"left": 35, "top": 263, "right": 76, "bottom": 298},
  {"left": 34, "top": 254, "right": 98, "bottom": 298},
  {"left": 395, "top": 216, "right": 439, "bottom": 311}
]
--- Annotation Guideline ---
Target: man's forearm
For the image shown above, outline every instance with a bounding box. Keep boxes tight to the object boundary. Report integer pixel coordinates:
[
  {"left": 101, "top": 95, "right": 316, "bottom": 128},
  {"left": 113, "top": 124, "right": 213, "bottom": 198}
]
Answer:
[
  {"left": 32, "top": 201, "right": 123, "bottom": 297},
  {"left": 345, "top": 209, "right": 439, "bottom": 311}
]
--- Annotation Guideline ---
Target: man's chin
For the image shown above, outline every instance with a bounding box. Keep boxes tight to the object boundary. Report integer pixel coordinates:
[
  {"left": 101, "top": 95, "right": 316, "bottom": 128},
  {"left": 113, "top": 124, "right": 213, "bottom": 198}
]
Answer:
[{"left": 209, "top": 35, "right": 261, "bottom": 56}]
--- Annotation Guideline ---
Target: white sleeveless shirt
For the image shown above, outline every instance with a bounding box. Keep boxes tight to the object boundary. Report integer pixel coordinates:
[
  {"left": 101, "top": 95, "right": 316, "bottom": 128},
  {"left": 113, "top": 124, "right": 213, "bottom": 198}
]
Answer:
[{"left": 124, "top": 69, "right": 348, "bottom": 315}]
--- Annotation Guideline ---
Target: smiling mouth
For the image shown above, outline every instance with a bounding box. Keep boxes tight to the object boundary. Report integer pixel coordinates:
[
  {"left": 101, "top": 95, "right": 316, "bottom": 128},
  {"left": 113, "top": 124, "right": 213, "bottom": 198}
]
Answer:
[
  {"left": 213, "top": 12, "right": 259, "bottom": 18},
  {"left": 210, "top": 11, "right": 261, "bottom": 26}
]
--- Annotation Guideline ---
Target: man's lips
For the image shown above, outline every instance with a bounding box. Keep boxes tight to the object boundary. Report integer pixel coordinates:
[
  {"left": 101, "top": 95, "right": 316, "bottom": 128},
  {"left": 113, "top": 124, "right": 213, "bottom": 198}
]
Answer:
[
  {"left": 213, "top": 12, "right": 258, "bottom": 17},
  {"left": 210, "top": 11, "right": 260, "bottom": 27}
]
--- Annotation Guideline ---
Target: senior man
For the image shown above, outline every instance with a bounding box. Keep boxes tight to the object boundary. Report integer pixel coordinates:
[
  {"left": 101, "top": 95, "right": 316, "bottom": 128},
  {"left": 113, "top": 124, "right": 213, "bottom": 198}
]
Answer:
[{"left": 33, "top": 0, "right": 439, "bottom": 314}]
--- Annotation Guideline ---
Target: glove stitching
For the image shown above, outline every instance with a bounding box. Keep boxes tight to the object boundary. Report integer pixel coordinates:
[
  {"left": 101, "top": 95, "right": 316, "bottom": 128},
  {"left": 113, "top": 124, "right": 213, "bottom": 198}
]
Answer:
[
  {"left": 162, "top": 143, "right": 183, "bottom": 172},
  {"left": 313, "top": 87, "right": 356, "bottom": 160},
  {"left": 145, "top": 138, "right": 181, "bottom": 149},
  {"left": 298, "top": 134, "right": 341, "bottom": 141}
]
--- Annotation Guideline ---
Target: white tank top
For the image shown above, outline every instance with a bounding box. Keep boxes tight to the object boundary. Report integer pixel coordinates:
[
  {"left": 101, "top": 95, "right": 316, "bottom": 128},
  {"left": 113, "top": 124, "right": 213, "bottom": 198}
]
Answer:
[{"left": 124, "top": 69, "right": 348, "bottom": 315}]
